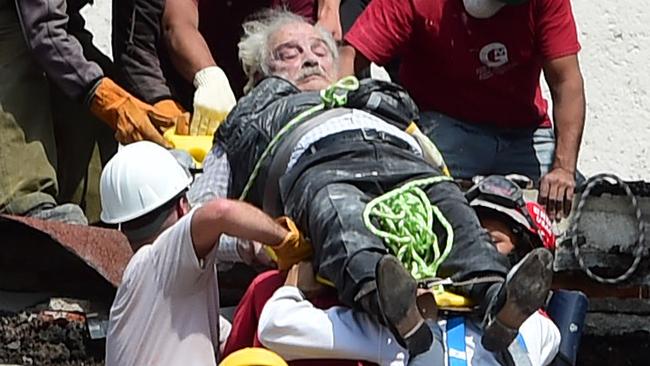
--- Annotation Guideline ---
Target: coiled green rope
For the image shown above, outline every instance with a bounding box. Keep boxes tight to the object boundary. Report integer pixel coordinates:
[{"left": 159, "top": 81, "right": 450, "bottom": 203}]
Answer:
[
  {"left": 363, "top": 176, "right": 455, "bottom": 280},
  {"left": 239, "top": 76, "right": 360, "bottom": 200}
]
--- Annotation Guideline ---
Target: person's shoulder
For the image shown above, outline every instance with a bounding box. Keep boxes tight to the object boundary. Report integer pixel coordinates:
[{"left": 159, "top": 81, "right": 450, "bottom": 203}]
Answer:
[
  {"left": 532, "top": 0, "right": 573, "bottom": 12},
  {"left": 120, "top": 244, "right": 155, "bottom": 284},
  {"left": 521, "top": 310, "right": 560, "bottom": 340}
]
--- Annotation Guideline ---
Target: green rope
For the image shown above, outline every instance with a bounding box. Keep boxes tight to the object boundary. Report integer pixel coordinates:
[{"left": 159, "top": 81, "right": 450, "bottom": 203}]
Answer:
[
  {"left": 363, "top": 176, "right": 455, "bottom": 281},
  {"left": 239, "top": 76, "right": 360, "bottom": 200}
]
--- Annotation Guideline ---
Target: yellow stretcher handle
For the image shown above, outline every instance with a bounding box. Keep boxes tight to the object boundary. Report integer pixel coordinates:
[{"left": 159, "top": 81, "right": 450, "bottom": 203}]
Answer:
[{"left": 164, "top": 129, "right": 214, "bottom": 166}]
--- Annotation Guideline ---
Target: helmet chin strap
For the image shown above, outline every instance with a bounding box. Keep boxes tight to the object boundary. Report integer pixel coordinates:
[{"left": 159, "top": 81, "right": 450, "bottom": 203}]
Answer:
[{"left": 462, "top": 0, "right": 506, "bottom": 19}]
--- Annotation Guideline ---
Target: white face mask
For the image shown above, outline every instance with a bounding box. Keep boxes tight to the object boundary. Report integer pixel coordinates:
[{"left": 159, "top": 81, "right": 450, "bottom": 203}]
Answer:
[{"left": 462, "top": 0, "right": 506, "bottom": 18}]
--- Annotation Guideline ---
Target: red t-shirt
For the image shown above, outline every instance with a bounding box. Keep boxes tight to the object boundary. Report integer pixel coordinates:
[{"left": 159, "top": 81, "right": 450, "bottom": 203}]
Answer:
[
  {"left": 223, "top": 270, "right": 375, "bottom": 366},
  {"left": 345, "top": 0, "right": 581, "bottom": 128},
  {"left": 197, "top": 0, "right": 315, "bottom": 97}
]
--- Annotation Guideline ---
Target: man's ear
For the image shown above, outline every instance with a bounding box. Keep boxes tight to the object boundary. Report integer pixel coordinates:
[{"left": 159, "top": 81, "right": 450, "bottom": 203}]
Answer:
[
  {"left": 179, "top": 195, "right": 191, "bottom": 216},
  {"left": 253, "top": 70, "right": 265, "bottom": 84}
]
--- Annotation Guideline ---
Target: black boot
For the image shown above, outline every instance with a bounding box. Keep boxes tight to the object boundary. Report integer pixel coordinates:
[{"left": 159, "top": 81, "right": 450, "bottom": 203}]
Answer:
[
  {"left": 407, "top": 320, "right": 444, "bottom": 366},
  {"left": 481, "top": 248, "right": 553, "bottom": 352},
  {"left": 376, "top": 255, "right": 433, "bottom": 357}
]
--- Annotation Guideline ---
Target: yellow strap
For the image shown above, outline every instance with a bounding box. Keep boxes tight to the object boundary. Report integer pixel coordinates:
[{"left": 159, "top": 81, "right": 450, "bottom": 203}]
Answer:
[
  {"left": 434, "top": 290, "right": 474, "bottom": 308},
  {"left": 404, "top": 122, "right": 451, "bottom": 177},
  {"left": 405, "top": 121, "right": 419, "bottom": 134},
  {"left": 315, "top": 274, "right": 336, "bottom": 287}
]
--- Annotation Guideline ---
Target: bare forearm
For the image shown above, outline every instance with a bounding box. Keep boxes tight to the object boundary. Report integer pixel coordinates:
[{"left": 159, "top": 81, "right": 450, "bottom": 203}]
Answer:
[
  {"left": 191, "top": 199, "right": 286, "bottom": 258},
  {"left": 164, "top": 24, "right": 215, "bottom": 83},
  {"left": 544, "top": 55, "right": 586, "bottom": 173},
  {"left": 540, "top": 55, "right": 584, "bottom": 218},
  {"left": 217, "top": 201, "right": 286, "bottom": 246},
  {"left": 550, "top": 78, "right": 585, "bottom": 173},
  {"left": 318, "top": 0, "right": 341, "bottom": 12},
  {"left": 162, "top": 0, "right": 215, "bottom": 83}
]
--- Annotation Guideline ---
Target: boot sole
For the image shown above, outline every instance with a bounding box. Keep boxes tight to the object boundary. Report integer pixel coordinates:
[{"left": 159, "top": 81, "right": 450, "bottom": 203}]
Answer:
[
  {"left": 483, "top": 248, "right": 553, "bottom": 351},
  {"left": 376, "top": 256, "right": 424, "bottom": 338}
]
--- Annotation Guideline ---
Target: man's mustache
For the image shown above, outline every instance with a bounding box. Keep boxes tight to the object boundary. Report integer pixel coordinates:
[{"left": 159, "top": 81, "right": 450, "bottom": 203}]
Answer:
[{"left": 297, "top": 66, "right": 324, "bottom": 81}]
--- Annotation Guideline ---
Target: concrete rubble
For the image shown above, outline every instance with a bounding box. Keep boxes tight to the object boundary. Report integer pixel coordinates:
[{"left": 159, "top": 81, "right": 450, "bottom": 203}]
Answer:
[
  {"left": 0, "top": 215, "right": 129, "bottom": 365},
  {"left": 553, "top": 180, "right": 650, "bottom": 365}
]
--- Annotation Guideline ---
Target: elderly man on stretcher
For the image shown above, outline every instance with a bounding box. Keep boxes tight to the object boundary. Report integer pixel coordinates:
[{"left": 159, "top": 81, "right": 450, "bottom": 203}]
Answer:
[{"left": 189, "top": 9, "right": 554, "bottom": 362}]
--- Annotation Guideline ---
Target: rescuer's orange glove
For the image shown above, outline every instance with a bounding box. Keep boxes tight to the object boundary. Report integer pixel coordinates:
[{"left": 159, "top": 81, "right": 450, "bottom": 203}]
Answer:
[
  {"left": 154, "top": 99, "right": 191, "bottom": 135},
  {"left": 89, "top": 77, "right": 174, "bottom": 147},
  {"left": 268, "top": 217, "right": 313, "bottom": 271}
]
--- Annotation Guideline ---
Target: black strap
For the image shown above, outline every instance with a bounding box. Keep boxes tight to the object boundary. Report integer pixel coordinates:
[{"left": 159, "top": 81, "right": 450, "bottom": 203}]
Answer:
[{"left": 262, "top": 108, "right": 352, "bottom": 216}]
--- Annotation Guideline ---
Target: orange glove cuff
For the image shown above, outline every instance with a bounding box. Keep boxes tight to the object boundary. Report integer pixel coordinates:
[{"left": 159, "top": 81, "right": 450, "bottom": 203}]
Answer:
[{"left": 89, "top": 77, "right": 129, "bottom": 129}]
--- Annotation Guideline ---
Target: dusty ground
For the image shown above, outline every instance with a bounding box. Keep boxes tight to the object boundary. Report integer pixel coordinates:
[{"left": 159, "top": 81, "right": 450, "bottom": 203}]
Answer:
[{"left": 0, "top": 311, "right": 103, "bottom": 366}]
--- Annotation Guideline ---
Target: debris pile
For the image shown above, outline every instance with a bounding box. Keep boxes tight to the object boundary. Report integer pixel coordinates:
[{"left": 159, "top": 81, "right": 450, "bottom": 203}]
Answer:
[{"left": 0, "top": 311, "right": 103, "bottom": 366}]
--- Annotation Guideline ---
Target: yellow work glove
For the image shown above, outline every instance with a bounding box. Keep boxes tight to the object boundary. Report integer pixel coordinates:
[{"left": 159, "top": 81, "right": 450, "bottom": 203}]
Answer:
[
  {"left": 269, "top": 217, "right": 313, "bottom": 271},
  {"left": 153, "top": 99, "right": 190, "bottom": 135},
  {"left": 190, "top": 66, "right": 236, "bottom": 136},
  {"left": 89, "top": 78, "right": 175, "bottom": 148}
]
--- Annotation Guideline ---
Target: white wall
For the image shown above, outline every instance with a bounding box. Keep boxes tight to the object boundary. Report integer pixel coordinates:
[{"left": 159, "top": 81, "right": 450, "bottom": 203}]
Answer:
[
  {"left": 82, "top": 0, "right": 650, "bottom": 180},
  {"left": 81, "top": 3, "right": 112, "bottom": 60},
  {"left": 568, "top": 0, "right": 650, "bottom": 180}
]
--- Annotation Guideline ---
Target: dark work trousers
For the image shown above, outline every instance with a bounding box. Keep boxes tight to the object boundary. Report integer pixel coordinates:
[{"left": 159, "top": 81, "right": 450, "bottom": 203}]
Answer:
[
  {"left": 51, "top": 9, "right": 117, "bottom": 205},
  {"left": 280, "top": 131, "right": 510, "bottom": 313}
]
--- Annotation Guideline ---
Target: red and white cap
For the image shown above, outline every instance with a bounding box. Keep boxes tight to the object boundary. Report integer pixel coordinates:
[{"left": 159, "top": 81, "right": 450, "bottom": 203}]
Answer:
[
  {"left": 526, "top": 201, "right": 556, "bottom": 251},
  {"left": 470, "top": 198, "right": 556, "bottom": 250}
]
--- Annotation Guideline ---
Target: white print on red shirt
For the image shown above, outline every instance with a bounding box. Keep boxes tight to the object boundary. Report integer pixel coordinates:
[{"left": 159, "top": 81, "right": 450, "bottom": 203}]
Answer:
[{"left": 476, "top": 42, "right": 517, "bottom": 80}]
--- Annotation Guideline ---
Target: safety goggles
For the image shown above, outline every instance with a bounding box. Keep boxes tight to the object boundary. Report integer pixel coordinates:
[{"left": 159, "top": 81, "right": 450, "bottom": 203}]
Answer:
[{"left": 466, "top": 175, "right": 536, "bottom": 228}]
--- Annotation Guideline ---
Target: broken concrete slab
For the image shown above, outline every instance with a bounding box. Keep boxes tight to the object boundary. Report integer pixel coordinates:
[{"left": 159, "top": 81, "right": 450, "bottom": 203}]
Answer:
[
  {"left": 0, "top": 215, "right": 133, "bottom": 298},
  {"left": 554, "top": 180, "right": 650, "bottom": 285}
]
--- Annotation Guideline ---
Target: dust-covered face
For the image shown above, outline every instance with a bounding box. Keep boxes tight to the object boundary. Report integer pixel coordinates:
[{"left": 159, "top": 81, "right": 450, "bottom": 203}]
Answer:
[{"left": 266, "top": 22, "right": 337, "bottom": 91}]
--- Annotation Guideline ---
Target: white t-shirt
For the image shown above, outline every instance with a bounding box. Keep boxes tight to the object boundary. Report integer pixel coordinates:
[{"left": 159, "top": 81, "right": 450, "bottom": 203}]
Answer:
[
  {"left": 259, "top": 286, "right": 560, "bottom": 366},
  {"left": 106, "top": 209, "right": 221, "bottom": 366}
]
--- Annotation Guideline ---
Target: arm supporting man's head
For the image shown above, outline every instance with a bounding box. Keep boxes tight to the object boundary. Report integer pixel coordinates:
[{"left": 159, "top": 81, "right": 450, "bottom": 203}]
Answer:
[{"left": 191, "top": 198, "right": 287, "bottom": 259}]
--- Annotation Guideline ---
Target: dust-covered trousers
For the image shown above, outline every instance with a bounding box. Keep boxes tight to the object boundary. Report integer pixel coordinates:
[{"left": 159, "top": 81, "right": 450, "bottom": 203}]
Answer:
[
  {"left": 0, "top": 2, "right": 57, "bottom": 214},
  {"left": 280, "top": 129, "right": 510, "bottom": 310},
  {"left": 0, "top": 1, "right": 115, "bottom": 214}
]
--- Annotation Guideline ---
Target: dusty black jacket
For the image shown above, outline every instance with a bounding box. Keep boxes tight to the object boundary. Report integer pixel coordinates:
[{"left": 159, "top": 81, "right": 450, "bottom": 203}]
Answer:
[
  {"left": 12, "top": 0, "right": 114, "bottom": 101},
  {"left": 111, "top": 0, "right": 173, "bottom": 105},
  {"left": 216, "top": 77, "right": 419, "bottom": 207}
]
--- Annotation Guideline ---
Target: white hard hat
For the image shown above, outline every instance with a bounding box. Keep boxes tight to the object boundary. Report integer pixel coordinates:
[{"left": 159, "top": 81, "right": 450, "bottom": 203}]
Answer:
[{"left": 100, "top": 141, "right": 192, "bottom": 224}]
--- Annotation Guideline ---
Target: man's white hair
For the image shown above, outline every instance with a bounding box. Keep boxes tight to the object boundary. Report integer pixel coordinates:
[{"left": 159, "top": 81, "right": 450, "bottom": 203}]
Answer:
[{"left": 238, "top": 9, "right": 339, "bottom": 93}]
